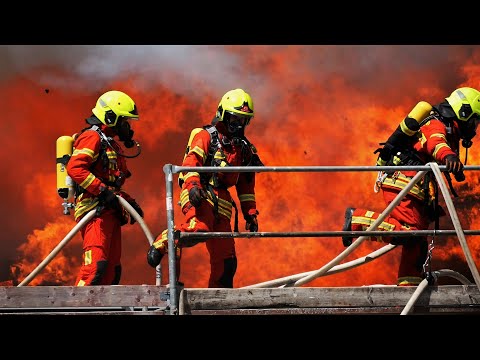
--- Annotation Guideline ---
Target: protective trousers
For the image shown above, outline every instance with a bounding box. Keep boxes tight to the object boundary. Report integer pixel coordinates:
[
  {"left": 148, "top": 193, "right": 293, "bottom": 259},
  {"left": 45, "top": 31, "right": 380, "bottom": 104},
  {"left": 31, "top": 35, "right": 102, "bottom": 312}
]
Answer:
[
  {"left": 75, "top": 209, "right": 122, "bottom": 286},
  {"left": 349, "top": 188, "right": 429, "bottom": 286},
  {"left": 180, "top": 201, "right": 237, "bottom": 288}
]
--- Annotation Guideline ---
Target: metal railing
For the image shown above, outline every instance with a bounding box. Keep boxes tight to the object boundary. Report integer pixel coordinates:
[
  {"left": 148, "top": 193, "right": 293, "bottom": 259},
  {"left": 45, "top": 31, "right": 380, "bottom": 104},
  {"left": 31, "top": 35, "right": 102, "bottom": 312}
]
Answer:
[{"left": 163, "top": 163, "right": 480, "bottom": 315}]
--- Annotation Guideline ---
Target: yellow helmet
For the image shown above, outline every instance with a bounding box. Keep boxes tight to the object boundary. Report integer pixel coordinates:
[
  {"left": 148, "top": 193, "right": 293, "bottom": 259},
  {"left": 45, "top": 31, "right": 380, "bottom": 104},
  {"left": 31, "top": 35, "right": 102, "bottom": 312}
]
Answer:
[
  {"left": 92, "top": 90, "right": 139, "bottom": 127},
  {"left": 217, "top": 87, "right": 254, "bottom": 118},
  {"left": 445, "top": 87, "right": 480, "bottom": 121}
]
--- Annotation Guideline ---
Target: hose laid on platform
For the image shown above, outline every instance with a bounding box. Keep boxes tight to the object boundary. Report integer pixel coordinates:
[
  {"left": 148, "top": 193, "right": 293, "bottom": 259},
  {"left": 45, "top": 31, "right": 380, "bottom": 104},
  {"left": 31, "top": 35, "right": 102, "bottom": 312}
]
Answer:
[
  {"left": 18, "top": 196, "right": 154, "bottom": 287},
  {"left": 400, "top": 268, "right": 473, "bottom": 315},
  {"left": 243, "top": 243, "right": 397, "bottom": 288},
  {"left": 289, "top": 170, "right": 427, "bottom": 287}
]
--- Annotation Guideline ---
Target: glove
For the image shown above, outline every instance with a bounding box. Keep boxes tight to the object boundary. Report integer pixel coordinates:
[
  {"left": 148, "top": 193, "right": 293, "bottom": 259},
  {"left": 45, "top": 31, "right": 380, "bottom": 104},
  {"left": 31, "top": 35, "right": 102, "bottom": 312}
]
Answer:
[
  {"left": 445, "top": 154, "right": 463, "bottom": 174},
  {"left": 445, "top": 154, "right": 465, "bottom": 181},
  {"left": 188, "top": 186, "right": 207, "bottom": 208},
  {"left": 128, "top": 200, "right": 144, "bottom": 225},
  {"left": 245, "top": 213, "right": 258, "bottom": 232},
  {"left": 98, "top": 186, "right": 120, "bottom": 209},
  {"left": 147, "top": 245, "right": 164, "bottom": 268}
]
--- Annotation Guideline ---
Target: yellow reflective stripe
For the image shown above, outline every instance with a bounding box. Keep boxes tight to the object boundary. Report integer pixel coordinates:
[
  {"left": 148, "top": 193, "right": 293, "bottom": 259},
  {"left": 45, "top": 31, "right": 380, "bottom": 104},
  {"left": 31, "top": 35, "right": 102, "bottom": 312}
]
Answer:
[
  {"left": 352, "top": 215, "right": 396, "bottom": 232},
  {"left": 72, "top": 148, "right": 95, "bottom": 159},
  {"left": 179, "top": 189, "right": 190, "bottom": 207},
  {"left": 79, "top": 173, "right": 96, "bottom": 189},
  {"left": 217, "top": 197, "right": 232, "bottom": 209},
  {"left": 84, "top": 249, "right": 92, "bottom": 265},
  {"left": 397, "top": 276, "right": 422, "bottom": 286},
  {"left": 190, "top": 146, "right": 206, "bottom": 161},
  {"left": 217, "top": 207, "right": 232, "bottom": 219},
  {"left": 217, "top": 207, "right": 231, "bottom": 218},
  {"left": 239, "top": 194, "right": 255, "bottom": 202},
  {"left": 74, "top": 198, "right": 99, "bottom": 221},
  {"left": 187, "top": 217, "right": 197, "bottom": 230},
  {"left": 77, "top": 279, "right": 86, "bottom": 286},
  {"left": 106, "top": 150, "right": 117, "bottom": 160},
  {"left": 400, "top": 121, "right": 417, "bottom": 136},
  {"left": 432, "top": 142, "right": 451, "bottom": 159},
  {"left": 382, "top": 174, "right": 425, "bottom": 201},
  {"left": 430, "top": 133, "right": 447, "bottom": 141},
  {"left": 183, "top": 172, "right": 200, "bottom": 182}
]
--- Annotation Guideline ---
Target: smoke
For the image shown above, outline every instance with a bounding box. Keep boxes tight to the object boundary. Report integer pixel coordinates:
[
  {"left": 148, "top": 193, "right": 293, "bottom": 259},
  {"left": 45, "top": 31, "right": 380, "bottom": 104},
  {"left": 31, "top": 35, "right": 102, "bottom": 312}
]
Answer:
[{"left": 2, "top": 45, "right": 480, "bottom": 288}]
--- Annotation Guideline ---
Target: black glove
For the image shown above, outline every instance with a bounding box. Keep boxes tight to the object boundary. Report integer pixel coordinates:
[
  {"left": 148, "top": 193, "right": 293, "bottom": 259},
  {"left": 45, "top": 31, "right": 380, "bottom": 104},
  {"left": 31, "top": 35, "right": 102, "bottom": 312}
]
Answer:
[
  {"left": 245, "top": 214, "right": 258, "bottom": 232},
  {"left": 445, "top": 154, "right": 465, "bottom": 181},
  {"left": 189, "top": 186, "right": 207, "bottom": 208},
  {"left": 128, "top": 201, "right": 144, "bottom": 225},
  {"left": 147, "top": 245, "right": 164, "bottom": 268},
  {"left": 98, "top": 187, "right": 120, "bottom": 209}
]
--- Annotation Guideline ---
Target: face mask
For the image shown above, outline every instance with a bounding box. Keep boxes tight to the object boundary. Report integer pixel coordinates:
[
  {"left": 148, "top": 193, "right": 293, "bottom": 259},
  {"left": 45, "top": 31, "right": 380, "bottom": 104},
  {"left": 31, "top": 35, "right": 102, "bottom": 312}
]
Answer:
[
  {"left": 116, "top": 119, "right": 135, "bottom": 148},
  {"left": 458, "top": 116, "right": 480, "bottom": 148}
]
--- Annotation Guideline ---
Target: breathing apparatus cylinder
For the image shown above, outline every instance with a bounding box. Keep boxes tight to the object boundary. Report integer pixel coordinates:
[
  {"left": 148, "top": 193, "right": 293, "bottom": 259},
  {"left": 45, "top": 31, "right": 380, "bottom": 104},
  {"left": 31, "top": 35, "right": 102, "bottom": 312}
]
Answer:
[
  {"left": 376, "top": 101, "right": 433, "bottom": 166},
  {"left": 56, "top": 135, "right": 75, "bottom": 203}
]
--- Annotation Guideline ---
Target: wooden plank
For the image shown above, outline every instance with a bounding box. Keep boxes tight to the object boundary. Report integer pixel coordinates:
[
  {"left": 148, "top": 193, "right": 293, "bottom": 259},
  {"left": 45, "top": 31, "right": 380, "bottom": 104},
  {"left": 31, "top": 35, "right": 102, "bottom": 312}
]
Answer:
[
  {"left": 1, "top": 285, "right": 479, "bottom": 315},
  {"left": 181, "top": 285, "right": 480, "bottom": 313},
  {"left": 0, "top": 310, "right": 166, "bottom": 315},
  {"left": 189, "top": 307, "right": 404, "bottom": 315},
  {"left": 0, "top": 285, "right": 169, "bottom": 309}
]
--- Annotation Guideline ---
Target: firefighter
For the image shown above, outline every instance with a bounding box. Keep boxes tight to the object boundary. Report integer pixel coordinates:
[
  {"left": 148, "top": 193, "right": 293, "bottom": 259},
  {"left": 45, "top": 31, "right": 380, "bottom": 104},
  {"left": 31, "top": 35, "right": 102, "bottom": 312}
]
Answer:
[
  {"left": 147, "top": 88, "right": 263, "bottom": 288},
  {"left": 67, "top": 90, "right": 144, "bottom": 286},
  {"left": 342, "top": 87, "right": 480, "bottom": 286}
]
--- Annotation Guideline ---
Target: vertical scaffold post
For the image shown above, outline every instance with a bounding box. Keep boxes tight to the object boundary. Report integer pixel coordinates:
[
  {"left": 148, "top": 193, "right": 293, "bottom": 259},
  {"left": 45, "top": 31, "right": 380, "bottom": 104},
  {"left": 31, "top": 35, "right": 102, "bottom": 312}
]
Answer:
[{"left": 163, "top": 164, "right": 178, "bottom": 315}]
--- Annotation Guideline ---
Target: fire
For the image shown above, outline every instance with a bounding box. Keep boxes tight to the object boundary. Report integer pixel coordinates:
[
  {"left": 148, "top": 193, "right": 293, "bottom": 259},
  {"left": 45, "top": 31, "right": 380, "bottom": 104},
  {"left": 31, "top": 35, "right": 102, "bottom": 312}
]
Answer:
[{"left": 2, "top": 45, "right": 480, "bottom": 288}]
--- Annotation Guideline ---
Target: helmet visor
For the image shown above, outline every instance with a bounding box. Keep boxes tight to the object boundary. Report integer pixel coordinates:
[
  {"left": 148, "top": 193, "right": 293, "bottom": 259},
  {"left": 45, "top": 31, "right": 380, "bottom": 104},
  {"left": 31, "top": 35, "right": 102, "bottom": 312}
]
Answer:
[
  {"left": 225, "top": 111, "right": 252, "bottom": 127},
  {"left": 105, "top": 111, "right": 138, "bottom": 127}
]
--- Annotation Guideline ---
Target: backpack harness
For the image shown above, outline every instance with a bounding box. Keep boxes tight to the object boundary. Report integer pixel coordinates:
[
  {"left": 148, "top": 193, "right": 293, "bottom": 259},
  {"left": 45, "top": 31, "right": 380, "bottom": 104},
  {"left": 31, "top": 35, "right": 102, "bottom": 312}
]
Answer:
[
  {"left": 178, "top": 124, "right": 263, "bottom": 232},
  {"left": 374, "top": 113, "right": 458, "bottom": 225}
]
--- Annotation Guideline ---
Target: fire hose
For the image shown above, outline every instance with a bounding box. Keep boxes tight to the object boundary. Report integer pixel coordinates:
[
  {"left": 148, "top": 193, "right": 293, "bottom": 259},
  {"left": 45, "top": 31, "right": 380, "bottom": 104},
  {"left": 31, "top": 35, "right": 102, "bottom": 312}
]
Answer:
[
  {"left": 400, "top": 269, "right": 472, "bottom": 315},
  {"left": 17, "top": 196, "right": 156, "bottom": 287}
]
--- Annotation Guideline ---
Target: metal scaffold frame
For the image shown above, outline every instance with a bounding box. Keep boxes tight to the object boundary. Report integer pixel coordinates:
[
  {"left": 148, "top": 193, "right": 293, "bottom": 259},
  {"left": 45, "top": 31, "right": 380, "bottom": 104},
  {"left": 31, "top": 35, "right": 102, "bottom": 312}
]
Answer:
[
  {"left": 163, "top": 163, "right": 480, "bottom": 315},
  {"left": 9, "top": 163, "right": 480, "bottom": 315}
]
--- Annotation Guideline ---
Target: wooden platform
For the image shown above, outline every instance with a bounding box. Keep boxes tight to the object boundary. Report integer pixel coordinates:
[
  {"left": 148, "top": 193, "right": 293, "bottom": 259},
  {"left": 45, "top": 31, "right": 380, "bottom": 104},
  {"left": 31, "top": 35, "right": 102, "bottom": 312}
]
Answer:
[{"left": 0, "top": 284, "right": 479, "bottom": 315}]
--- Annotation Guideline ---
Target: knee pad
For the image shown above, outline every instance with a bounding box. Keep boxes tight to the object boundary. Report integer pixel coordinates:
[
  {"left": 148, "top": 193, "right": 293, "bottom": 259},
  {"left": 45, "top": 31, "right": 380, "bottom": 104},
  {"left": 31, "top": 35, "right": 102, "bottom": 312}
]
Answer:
[
  {"left": 218, "top": 256, "right": 237, "bottom": 288},
  {"left": 112, "top": 264, "right": 122, "bottom": 285},
  {"left": 90, "top": 260, "right": 108, "bottom": 285}
]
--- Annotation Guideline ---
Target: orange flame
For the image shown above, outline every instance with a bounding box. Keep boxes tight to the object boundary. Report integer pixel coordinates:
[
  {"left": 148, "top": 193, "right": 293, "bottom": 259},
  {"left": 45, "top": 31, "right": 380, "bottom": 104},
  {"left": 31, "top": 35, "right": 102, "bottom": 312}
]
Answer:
[{"left": 3, "top": 45, "right": 480, "bottom": 288}]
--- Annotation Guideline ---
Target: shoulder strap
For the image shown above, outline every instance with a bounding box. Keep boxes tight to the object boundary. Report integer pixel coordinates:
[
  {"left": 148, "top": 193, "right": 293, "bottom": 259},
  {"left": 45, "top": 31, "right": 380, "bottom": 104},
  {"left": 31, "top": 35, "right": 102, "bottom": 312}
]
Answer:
[
  {"left": 203, "top": 124, "right": 220, "bottom": 156},
  {"left": 81, "top": 125, "right": 109, "bottom": 170}
]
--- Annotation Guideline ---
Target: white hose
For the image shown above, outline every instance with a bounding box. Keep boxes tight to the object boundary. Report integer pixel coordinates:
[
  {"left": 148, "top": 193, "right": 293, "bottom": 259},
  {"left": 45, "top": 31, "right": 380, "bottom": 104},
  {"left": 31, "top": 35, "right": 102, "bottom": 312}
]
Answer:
[
  {"left": 429, "top": 162, "right": 480, "bottom": 290},
  {"left": 242, "top": 244, "right": 397, "bottom": 288},
  {"left": 17, "top": 209, "right": 97, "bottom": 286},
  {"left": 117, "top": 196, "right": 154, "bottom": 245},
  {"left": 18, "top": 195, "right": 155, "bottom": 287},
  {"left": 290, "top": 170, "right": 428, "bottom": 287},
  {"left": 400, "top": 268, "right": 472, "bottom": 315}
]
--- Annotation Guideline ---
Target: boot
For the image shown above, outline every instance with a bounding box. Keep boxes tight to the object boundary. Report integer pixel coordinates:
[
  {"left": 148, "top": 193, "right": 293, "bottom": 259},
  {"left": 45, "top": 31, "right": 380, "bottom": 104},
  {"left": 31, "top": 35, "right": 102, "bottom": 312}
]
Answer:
[{"left": 342, "top": 207, "right": 355, "bottom": 247}]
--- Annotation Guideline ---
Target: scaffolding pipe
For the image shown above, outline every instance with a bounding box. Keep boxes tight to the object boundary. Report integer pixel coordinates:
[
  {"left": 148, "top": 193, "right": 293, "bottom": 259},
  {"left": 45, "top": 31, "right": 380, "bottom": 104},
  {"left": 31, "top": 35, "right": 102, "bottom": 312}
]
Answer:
[
  {"left": 178, "top": 229, "right": 480, "bottom": 240},
  {"left": 173, "top": 164, "right": 480, "bottom": 174},
  {"left": 164, "top": 163, "right": 480, "bottom": 313},
  {"left": 290, "top": 170, "right": 428, "bottom": 287},
  {"left": 164, "top": 164, "right": 178, "bottom": 315},
  {"left": 429, "top": 162, "right": 480, "bottom": 290}
]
